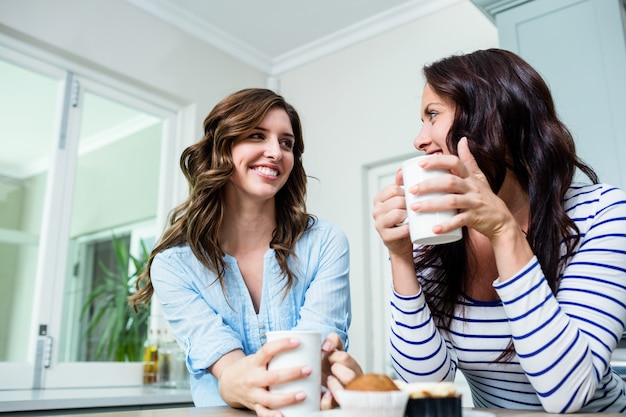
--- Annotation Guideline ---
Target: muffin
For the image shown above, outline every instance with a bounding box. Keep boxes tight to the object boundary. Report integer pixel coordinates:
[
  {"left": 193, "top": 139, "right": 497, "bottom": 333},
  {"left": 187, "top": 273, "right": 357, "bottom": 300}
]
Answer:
[
  {"left": 336, "top": 373, "right": 409, "bottom": 417},
  {"left": 345, "top": 373, "right": 400, "bottom": 391},
  {"left": 397, "top": 381, "right": 462, "bottom": 417}
]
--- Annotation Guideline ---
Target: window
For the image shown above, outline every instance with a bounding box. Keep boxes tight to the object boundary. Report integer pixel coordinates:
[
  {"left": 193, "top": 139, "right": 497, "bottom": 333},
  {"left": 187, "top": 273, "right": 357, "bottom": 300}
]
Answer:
[{"left": 0, "top": 34, "right": 183, "bottom": 389}]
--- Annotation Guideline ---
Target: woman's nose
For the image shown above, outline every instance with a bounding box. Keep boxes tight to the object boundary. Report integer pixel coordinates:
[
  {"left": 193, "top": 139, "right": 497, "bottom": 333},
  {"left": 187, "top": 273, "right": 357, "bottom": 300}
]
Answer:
[
  {"left": 413, "top": 126, "right": 430, "bottom": 151},
  {"left": 264, "top": 137, "right": 282, "bottom": 159}
]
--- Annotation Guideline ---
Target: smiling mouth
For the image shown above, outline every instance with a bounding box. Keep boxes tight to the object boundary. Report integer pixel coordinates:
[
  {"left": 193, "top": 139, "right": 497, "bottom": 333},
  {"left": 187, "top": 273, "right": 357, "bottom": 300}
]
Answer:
[{"left": 252, "top": 166, "right": 279, "bottom": 177}]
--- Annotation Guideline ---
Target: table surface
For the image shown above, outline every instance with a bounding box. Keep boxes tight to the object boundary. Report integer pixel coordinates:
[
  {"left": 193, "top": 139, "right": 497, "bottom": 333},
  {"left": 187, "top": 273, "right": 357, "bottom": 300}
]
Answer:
[
  {"left": 34, "top": 405, "right": 624, "bottom": 417},
  {"left": 0, "top": 386, "right": 193, "bottom": 413}
]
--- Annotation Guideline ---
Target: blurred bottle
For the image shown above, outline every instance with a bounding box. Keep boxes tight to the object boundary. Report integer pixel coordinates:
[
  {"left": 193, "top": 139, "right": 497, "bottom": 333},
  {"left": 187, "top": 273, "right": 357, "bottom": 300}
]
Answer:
[
  {"left": 157, "top": 328, "right": 189, "bottom": 388},
  {"left": 143, "top": 301, "right": 189, "bottom": 389},
  {"left": 142, "top": 321, "right": 160, "bottom": 385},
  {"left": 157, "top": 338, "right": 174, "bottom": 387}
]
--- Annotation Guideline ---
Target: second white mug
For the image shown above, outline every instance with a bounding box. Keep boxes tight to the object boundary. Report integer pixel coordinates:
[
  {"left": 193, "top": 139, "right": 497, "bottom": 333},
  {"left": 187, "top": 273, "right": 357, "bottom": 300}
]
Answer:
[
  {"left": 401, "top": 155, "right": 462, "bottom": 245},
  {"left": 266, "top": 330, "right": 322, "bottom": 417}
]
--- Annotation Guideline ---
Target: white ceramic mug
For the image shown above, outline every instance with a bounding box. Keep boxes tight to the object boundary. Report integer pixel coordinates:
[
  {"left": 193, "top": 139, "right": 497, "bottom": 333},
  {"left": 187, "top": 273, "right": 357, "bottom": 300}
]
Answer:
[
  {"left": 266, "top": 330, "right": 322, "bottom": 417},
  {"left": 401, "top": 155, "right": 462, "bottom": 245}
]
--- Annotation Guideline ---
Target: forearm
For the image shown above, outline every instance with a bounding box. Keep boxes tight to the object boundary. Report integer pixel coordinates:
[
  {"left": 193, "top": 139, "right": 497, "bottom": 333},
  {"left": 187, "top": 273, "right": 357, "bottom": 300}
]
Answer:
[
  {"left": 210, "top": 349, "right": 247, "bottom": 408},
  {"left": 389, "top": 250, "right": 421, "bottom": 296},
  {"left": 389, "top": 289, "right": 453, "bottom": 382}
]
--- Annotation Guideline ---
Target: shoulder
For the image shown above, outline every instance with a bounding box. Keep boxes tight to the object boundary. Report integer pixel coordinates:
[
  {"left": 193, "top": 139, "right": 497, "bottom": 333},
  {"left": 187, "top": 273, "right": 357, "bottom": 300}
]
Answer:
[
  {"left": 152, "top": 244, "right": 197, "bottom": 271},
  {"left": 564, "top": 183, "right": 626, "bottom": 238},
  {"left": 304, "top": 218, "right": 348, "bottom": 240},
  {"left": 298, "top": 218, "right": 349, "bottom": 252},
  {"left": 565, "top": 183, "right": 626, "bottom": 213},
  {"left": 150, "top": 244, "right": 217, "bottom": 286},
  {"left": 154, "top": 244, "right": 192, "bottom": 260}
]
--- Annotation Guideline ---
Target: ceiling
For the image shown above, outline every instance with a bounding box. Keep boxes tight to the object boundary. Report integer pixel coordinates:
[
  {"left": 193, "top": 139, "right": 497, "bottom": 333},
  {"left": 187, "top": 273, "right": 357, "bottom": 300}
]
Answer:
[{"left": 126, "top": 0, "right": 466, "bottom": 76}]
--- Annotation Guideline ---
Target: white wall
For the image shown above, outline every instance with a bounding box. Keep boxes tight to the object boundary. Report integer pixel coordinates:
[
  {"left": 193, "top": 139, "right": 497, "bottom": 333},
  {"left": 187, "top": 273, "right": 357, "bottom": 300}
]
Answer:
[{"left": 0, "top": 0, "right": 497, "bottom": 375}]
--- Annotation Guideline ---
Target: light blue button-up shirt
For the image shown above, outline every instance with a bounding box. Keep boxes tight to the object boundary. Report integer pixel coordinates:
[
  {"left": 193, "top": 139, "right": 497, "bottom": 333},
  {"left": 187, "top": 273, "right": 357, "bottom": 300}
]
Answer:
[{"left": 150, "top": 219, "right": 351, "bottom": 406}]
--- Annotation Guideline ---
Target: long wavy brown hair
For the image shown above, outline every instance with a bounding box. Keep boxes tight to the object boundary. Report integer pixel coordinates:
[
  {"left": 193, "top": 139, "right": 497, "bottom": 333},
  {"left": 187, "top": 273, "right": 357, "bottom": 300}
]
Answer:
[
  {"left": 130, "top": 88, "right": 313, "bottom": 309},
  {"left": 416, "top": 49, "right": 598, "bottom": 330}
]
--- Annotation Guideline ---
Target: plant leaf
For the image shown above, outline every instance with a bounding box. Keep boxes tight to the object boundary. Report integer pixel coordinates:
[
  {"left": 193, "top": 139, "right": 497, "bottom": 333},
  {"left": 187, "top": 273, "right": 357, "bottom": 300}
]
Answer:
[{"left": 81, "top": 234, "right": 151, "bottom": 362}]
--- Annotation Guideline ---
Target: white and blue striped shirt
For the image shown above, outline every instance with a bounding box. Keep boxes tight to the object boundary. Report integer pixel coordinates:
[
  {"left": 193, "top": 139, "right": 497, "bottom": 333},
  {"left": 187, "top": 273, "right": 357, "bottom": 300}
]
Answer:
[{"left": 390, "top": 183, "right": 626, "bottom": 413}]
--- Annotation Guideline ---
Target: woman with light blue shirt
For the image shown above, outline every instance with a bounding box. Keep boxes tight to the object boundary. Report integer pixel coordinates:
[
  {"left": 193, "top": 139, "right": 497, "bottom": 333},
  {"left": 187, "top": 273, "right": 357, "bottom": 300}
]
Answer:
[{"left": 131, "top": 88, "right": 362, "bottom": 416}]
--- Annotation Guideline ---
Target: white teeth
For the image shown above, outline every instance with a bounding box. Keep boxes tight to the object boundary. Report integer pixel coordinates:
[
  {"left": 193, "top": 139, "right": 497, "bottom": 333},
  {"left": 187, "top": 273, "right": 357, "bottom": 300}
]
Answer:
[{"left": 253, "top": 166, "right": 278, "bottom": 176}]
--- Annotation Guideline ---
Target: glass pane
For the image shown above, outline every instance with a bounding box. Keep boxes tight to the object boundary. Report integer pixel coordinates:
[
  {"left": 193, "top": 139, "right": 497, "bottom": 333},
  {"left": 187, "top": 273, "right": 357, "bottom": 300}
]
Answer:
[
  {"left": 58, "top": 90, "right": 162, "bottom": 363},
  {"left": 0, "top": 57, "right": 61, "bottom": 362}
]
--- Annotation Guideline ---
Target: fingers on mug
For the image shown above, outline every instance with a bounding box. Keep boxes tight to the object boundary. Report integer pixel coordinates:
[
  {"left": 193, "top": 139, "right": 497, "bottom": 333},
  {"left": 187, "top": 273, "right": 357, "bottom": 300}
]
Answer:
[{"left": 267, "top": 330, "right": 322, "bottom": 417}]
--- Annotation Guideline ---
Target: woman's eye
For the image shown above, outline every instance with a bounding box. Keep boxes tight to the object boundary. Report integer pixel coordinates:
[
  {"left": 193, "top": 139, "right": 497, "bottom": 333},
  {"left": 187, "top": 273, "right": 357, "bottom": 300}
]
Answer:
[
  {"left": 249, "top": 133, "right": 264, "bottom": 139},
  {"left": 280, "top": 139, "right": 294, "bottom": 150},
  {"left": 428, "top": 111, "right": 438, "bottom": 121}
]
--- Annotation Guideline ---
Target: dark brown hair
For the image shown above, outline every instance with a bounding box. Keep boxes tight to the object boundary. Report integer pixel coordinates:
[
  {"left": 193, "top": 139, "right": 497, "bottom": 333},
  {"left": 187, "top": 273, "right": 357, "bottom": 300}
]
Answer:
[
  {"left": 131, "top": 88, "right": 313, "bottom": 308},
  {"left": 416, "top": 49, "right": 598, "bottom": 329}
]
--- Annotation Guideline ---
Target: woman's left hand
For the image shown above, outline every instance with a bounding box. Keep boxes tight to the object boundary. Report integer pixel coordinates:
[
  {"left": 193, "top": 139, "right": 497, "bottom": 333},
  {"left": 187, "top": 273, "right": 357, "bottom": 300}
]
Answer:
[{"left": 414, "top": 137, "right": 520, "bottom": 241}]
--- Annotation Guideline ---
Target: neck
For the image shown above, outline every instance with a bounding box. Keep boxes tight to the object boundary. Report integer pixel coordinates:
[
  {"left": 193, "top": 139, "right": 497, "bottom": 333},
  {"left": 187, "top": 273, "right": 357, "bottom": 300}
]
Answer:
[{"left": 220, "top": 198, "right": 276, "bottom": 255}]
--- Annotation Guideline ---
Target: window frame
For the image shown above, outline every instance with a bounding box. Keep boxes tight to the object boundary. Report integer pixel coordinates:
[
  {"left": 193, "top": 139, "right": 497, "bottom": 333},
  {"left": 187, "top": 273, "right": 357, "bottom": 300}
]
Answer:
[{"left": 0, "top": 32, "right": 189, "bottom": 390}]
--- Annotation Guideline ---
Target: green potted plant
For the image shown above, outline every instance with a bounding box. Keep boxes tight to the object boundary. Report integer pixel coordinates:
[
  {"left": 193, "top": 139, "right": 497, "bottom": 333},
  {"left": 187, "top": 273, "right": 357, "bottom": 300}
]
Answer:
[{"left": 80, "top": 235, "right": 151, "bottom": 362}]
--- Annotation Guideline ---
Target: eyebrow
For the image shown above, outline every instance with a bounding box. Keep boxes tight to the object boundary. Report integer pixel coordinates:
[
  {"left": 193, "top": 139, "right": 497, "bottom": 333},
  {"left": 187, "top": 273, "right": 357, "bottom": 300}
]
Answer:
[
  {"left": 422, "top": 102, "right": 446, "bottom": 114},
  {"left": 424, "top": 101, "right": 445, "bottom": 110},
  {"left": 253, "top": 126, "right": 295, "bottom": 138}
]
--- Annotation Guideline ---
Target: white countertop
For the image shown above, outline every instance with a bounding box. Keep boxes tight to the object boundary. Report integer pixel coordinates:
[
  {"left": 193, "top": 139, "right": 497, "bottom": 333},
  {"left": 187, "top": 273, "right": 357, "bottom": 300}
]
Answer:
[{"left": 0, "top": 386, "right": 193, "bottom": 413}]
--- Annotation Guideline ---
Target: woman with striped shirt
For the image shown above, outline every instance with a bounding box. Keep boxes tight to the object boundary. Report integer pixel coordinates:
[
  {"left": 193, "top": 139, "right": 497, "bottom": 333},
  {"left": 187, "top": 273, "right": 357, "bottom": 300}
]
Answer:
[{"left": 372, "top": 49, "right": 626, "bottom": 412}]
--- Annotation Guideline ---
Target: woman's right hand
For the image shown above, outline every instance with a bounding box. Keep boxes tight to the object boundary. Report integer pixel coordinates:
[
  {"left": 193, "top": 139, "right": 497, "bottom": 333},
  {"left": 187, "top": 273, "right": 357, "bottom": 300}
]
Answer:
[
  {"left": 372, "top": 169, "right": 413, "bottom": 258},
  {"left": 372, "top": 169, "right": 422, "bottom": 296},
  {"left": 213, "top": 338, "right": 312, "bottom": 417}
]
